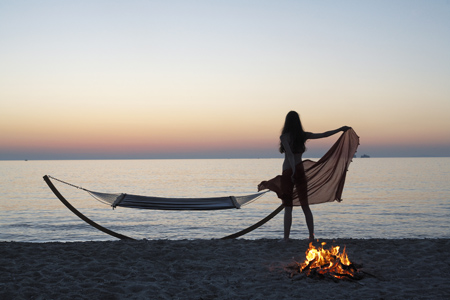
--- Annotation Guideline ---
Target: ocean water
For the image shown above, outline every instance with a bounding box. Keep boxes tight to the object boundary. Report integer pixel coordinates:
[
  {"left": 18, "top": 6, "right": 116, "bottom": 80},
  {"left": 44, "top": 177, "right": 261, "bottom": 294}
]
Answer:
[{"left": 0, "top": 158, "right": 449, "bottom": 242}]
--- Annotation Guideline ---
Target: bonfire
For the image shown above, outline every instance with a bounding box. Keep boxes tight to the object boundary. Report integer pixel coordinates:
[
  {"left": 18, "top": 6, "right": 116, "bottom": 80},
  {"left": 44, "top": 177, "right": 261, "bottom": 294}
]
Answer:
[{"left": 286, "top": 242, "right": 364, "bottom": 281}]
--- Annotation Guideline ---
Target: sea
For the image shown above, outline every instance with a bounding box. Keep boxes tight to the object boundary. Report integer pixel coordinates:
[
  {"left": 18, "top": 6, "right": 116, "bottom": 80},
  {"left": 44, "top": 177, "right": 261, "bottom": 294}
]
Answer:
[{"left": 0, "top": 158, "right": 449, "bottom": 242}]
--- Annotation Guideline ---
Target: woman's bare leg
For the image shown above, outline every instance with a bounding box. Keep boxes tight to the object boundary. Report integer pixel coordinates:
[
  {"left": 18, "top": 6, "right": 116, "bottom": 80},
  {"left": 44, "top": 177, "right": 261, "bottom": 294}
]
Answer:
[
  {"left": 301, "top": 204, "right": 314, "bottom": 241},
  {"left": 294, "top": 165, "right": 314, "bottom": 240},
  {"left": 284, "top": 206, "right": 293, "bottom": 240}
]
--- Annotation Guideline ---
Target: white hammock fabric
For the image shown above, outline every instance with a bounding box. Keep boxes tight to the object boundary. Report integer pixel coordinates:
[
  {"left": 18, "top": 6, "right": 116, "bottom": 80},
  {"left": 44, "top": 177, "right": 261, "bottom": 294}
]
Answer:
[
  {"left": 89, "top": 190, "right": 266, "bottom": 210},
  {"left": 47, "top": 176, "right": 266, "bottom": 211}
]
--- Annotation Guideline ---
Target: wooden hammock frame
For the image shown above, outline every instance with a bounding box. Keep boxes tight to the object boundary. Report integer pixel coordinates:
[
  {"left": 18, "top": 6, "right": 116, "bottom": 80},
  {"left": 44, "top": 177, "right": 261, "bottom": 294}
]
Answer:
[{"left": 43, "top": 175, "right": 284, "bottom": 240}]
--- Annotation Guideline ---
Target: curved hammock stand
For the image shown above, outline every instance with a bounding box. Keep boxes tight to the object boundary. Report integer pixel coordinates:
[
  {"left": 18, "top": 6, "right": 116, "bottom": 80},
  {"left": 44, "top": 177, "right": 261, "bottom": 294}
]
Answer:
[{"left": 43, "top": 175, "right": 283, "bottom": 240}]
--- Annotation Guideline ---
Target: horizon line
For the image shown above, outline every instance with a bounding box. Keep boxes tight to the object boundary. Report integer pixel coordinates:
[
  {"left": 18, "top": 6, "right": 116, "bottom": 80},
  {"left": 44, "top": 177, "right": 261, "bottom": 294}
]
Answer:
[{"left": 1, "top": 155, "right": 449, "bottom": 161}]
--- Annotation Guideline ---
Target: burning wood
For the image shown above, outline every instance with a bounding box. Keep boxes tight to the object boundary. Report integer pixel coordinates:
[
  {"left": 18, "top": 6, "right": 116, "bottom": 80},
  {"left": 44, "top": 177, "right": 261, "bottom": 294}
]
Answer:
[{"left": 286, "top": 242, "right": 364, "bottom": 281}]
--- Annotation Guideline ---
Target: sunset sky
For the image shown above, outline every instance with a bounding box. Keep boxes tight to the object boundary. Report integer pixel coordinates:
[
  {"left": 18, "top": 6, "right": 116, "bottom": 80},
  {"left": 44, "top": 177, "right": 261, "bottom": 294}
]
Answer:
[{"left": 1, "top": 1, "right": 449, "bottom": 160}]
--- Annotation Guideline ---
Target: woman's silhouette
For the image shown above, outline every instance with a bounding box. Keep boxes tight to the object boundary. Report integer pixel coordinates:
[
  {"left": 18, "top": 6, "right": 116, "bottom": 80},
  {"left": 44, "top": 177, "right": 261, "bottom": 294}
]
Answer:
[{"left": 258, "top": 111, "right": 350, "bottom": 241}]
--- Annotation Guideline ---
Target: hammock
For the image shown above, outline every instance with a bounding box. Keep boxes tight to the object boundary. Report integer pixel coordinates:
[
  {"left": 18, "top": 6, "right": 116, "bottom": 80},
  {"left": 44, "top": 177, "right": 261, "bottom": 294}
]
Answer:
[
  {"left": 46, "top": 175, "right": 266, "bottom": 210},
  {"left": 43, "top": 175, "right": 274, "bottom": 240}
]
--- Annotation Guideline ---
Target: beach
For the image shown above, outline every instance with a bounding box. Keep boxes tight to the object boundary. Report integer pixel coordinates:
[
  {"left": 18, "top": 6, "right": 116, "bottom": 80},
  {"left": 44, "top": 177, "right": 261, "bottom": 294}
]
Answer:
[{"left": 1, "top": 239, "right": 449, "bottom": 299}]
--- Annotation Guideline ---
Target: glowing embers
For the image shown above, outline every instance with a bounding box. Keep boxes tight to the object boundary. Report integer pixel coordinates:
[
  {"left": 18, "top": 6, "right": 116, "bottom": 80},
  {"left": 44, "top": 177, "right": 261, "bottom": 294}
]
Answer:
[{"left": 286, "top": 242, "right": 364, "bottom": 281}]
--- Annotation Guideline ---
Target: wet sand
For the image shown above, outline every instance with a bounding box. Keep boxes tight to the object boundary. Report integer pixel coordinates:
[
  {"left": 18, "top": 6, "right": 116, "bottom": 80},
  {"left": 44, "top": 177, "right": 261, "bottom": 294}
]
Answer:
[{"left": 1, "top": 239, "right": 449, "bottom": 299}]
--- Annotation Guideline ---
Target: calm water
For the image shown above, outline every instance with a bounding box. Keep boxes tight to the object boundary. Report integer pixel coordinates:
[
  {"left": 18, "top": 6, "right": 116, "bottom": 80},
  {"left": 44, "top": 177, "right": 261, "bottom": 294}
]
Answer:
[{"left": 0, "top": 158, "right": 449, "bottom": 242}]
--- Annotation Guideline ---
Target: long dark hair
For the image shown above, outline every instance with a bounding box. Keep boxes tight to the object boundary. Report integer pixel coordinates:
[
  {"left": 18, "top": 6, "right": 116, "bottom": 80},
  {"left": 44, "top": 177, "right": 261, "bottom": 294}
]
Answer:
[{"left": 279, "top": 111, "right": 306, "bottom": 154}]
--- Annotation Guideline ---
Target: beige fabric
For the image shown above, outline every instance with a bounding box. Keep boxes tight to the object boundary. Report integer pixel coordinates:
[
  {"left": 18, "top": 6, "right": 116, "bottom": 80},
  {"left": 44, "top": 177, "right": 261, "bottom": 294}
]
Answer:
[{"left": 258, "top": 129, "right": 359, "bottom": 205}]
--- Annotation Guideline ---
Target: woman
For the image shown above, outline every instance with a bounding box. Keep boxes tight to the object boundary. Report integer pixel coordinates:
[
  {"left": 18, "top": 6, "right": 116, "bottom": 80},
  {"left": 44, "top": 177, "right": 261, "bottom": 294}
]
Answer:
[{"left": 258, "top": 111, "right": 350, "bottom": 241}]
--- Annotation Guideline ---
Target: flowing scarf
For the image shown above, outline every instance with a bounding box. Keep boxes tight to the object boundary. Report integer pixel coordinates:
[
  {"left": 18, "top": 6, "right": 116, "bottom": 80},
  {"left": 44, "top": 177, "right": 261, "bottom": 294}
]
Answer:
[{"left": 258, "top": 129, "right": 359, "bottom": 205}]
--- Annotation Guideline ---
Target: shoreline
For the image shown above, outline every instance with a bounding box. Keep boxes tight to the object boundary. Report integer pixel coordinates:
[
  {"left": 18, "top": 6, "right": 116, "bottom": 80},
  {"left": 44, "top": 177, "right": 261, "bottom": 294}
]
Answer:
[{"left": 2, "top": 238, "right": 450, "bottom": 299}]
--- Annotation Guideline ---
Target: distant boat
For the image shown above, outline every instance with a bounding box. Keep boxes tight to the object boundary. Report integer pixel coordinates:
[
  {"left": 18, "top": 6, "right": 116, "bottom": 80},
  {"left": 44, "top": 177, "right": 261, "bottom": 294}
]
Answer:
[{"left": 361, "top": 154, "right": 370, "bottom": 158}]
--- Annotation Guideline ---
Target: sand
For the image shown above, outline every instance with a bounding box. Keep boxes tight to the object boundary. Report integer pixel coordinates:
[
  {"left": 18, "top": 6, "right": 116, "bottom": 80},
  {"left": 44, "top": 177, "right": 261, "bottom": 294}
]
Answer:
[{"left": 1, "top": 238, "right": 449, "bottom": 300}]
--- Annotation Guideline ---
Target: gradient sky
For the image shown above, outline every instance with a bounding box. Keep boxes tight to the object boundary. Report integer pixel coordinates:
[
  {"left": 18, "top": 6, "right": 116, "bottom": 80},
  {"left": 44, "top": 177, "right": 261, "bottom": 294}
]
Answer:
[{"left": 1, "top": 0, "right": 449, "bottom": 159}]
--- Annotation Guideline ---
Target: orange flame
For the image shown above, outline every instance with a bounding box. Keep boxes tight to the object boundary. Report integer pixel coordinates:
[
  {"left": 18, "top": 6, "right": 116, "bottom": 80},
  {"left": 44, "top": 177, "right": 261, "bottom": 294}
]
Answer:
[{"left": 297, "top": 242, "right": 356, "bottom": 279}]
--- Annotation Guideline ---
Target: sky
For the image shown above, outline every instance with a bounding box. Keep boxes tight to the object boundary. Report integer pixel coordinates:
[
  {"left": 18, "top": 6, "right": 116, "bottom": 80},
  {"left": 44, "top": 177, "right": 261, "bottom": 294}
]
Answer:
[{"left": 1, "top": 0, "right": 449, "bottom": 160}]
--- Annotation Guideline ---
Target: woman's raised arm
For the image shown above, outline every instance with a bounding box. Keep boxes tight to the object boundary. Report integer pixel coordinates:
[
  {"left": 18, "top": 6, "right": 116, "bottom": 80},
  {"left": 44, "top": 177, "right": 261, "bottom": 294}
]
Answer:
[{"left": 307, "top": 126, "right": 351, "bottom": 140}]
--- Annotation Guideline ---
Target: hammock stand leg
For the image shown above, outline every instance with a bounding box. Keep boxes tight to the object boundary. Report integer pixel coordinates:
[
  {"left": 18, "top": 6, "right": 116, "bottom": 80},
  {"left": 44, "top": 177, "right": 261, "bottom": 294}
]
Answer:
[
  {"left": 43, "top": 175, "right": 134, "bottom": 240},
  {"left": 221, "top": 204, "right": 284, "bottom": 239}
]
